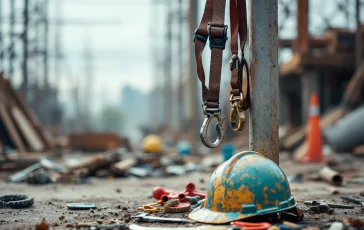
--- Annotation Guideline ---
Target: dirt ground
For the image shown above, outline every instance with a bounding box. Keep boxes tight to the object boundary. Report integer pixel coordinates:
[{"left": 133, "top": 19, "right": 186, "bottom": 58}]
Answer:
[{"left": 0, "top": 153, "right": 364, "bottom": 230}]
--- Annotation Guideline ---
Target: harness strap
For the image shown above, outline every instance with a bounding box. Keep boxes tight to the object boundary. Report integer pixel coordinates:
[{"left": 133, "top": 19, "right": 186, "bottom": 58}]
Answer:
[
  {"left": 194, "top": 0, "right": 250, "bottom": 148},
  {"left": 229, "top": 0, "right": 250, "bottom": 111},
  {"left": 194, "top": 0, "right": 227, "bottom": 112}
]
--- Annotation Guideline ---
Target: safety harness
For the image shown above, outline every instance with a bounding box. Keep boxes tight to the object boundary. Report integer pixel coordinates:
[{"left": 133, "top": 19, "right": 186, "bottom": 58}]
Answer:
[{"left": 194, "top": 0, "right": 250, "bottom": 148}]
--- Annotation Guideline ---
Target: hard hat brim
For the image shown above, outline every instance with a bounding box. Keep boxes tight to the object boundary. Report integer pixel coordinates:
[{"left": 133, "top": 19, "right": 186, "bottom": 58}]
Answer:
[{"left": 188, "top": 200, "right": 297, "bottom": 224}]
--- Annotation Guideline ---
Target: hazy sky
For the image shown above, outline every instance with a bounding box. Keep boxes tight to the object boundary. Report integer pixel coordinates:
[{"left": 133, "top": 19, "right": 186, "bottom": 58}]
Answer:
[
  {"left": 1, "top": 0, "right": 362, "bottom": 117},
  {"left": 52, "top": 0, "right": 156, "bottom": 115}
]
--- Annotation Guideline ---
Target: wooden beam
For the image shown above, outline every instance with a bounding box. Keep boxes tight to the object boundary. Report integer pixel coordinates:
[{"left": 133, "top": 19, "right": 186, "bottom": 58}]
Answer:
[
  {"left": 341, "top": 61, "right": 364, "bottom": 107},
  {"left": 279, "top": 38, "right": 330, "bottom": 49},
  {"left": 0, "top": 104, "right": 26, "bottom": 153},
  {"left": 301, "top": 52, "right": 355, "bottom": 68},
  {"left": 296, "top": 0, "right": 309, "bottom": 53},
  {"left": 11, "top": 107, "right": 44, "bottom": 152}
]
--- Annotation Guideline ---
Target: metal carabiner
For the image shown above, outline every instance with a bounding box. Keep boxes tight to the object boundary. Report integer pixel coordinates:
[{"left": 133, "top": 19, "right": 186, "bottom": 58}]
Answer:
[
  {"left": 229, "top": 92, "right": 245, "bottom": 131},
  {"left": 230, "top": 103, "right": 245, "bottom": 131},
  {"left": 200, "top": 113, "right": 225, "bottom": 148}
]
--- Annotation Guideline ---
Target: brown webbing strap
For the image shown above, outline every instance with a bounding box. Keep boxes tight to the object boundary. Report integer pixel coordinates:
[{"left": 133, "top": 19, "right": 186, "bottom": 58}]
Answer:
[
  {"left": 194, "top": 0, "right": 213, "bottom": 102},
  {"left": 194, "top": 0, "right": 227, "bottom": 112},
  {"left": 229, "top": 0, "right": 250, "bottom": 111}
]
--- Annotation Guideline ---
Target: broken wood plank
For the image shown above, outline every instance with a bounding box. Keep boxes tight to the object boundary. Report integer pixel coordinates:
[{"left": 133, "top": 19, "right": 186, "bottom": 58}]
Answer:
[
  {"left": 0, "top": 104, "right": 26, "bottom": 153},
  {"left": 11, "top": 107, "right": 44, "bottom": 152},
  {"left": 112, "top": 158, "right": 137, "bottom": 175},
  {"left": 2, "top": 76, "right": 52, "bottom": 150}
]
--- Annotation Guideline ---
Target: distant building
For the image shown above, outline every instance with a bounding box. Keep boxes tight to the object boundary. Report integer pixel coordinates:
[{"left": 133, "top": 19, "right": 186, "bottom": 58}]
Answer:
[{"left": 120, "top": 85, "right": 148, "bottom": 142}]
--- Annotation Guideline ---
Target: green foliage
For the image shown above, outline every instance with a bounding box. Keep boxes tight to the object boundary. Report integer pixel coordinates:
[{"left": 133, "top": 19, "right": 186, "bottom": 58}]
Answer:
[{"left": 99, "top": 106, "right": 124, "bottom": 133}]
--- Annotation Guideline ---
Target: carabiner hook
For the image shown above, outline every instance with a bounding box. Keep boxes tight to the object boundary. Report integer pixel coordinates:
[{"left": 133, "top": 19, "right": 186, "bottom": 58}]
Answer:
[
  {"left": 200, "top": 114, "right": 225, "bottom": 148},
  {"left": 230, "top": 103, "right": 245, "bottom": 131}
]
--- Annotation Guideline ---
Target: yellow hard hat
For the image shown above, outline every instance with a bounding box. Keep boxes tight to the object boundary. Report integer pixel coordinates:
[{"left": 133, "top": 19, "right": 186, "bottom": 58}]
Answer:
[{"left": 141, "top": 134, "right": 163, "bottom": 153}]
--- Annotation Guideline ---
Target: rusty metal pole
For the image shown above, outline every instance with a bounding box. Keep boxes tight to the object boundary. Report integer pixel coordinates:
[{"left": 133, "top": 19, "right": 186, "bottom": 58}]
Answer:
[
  {"left": 187, "top": 0, "right": 198, "bottom": 153},
  {"left": 248, "top": 0, "right": 279, "bottom": 164}
]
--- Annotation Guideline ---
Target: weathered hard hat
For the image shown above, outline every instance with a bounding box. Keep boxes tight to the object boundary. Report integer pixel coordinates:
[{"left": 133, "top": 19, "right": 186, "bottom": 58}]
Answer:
[
  {"left": 188, "top": 151, "right": 297, "bottom": 224},
  {"left": 141, "top": 134, "right": 163, "bottom": 153}
]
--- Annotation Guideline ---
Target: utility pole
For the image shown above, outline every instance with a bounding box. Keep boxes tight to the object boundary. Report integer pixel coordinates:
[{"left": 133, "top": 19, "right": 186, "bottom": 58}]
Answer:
[
  {"left": 8, "top": 0, "right": 16, "bottom": 80},
  {"left": 248, "top": 0, "right": 279, "bottom": 164},
  {"left": 54, "top": 0, "right": 62, "bottom": 86},
  {"left": 164, "top": 2, "right": 172, "bottom": 130},
  {"left": 83, "top": 32, "right": 93, "bottom": 131},
  {"left": 22, "top": 0, "right": 29, "bottom": 99},
  {"left": 43, "top": 0, "right": 49, "bottom": 87},
  {"left": 177, "top": 0, "right": 183, "bottom": 131},
  {"left": 356, "top": 0, "right": 361, "bottom": 29},
  {"left": 187, "top": 0, "right": 198, "bottom": 153}
]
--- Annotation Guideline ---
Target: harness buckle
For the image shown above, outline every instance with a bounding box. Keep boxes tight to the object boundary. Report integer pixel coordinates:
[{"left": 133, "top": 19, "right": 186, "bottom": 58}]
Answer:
[
  {"left": 229, "top": 92, "right": 245, "bottom": 131},
  {"left": 200, "top": 103, "right": 225, "bottom": 148},
  {"left": 207, "top": 24, "right": 228, "bottom": 50},
  {"left": 193, "top": 28, "right": 208, "bottom": 43},
  {"left": 229, "top": 54, "right": 240, "bottom": 71}
]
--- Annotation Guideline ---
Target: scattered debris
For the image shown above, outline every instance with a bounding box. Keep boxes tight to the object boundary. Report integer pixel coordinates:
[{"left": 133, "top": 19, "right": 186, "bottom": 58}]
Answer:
[
  {"left": 342, "top": 217, "right": 364, "bottom": 228},
  {"left": 66, "top": 203, "right": 97, "bottom": 210},
  {"left": 35, "top": 221, "right": 50, "bottom": 230},
  {"left": 131, "top": 213, "right": 195, "bottom": 223},
  {"left": 340, "top": 196, "right": 364, "bottom": 209},
  {"left": 186, "top": 196, "right": 200, "bottom": 205},
  {"left": 287, "top": 173, "right": 304, "bottom": 183},
  {"left": 306, "top": 200, "right": 335, "bottom": 214},
  {"left": 328, "top": 222, "right": 344, "bottom": 230},
  {"left": 164, "top": 202, "right": 191, "bottom": 213},
  {"left": 0, "top": 194, "right": 34, "bottom": 208},
  {"left": 347, "top": 176, "right": 364, "bottom": 184},
  {"left": 230, "top": 221, "right": 272, "bottom": 229},
  {"left": 6, "top": 158, "right": 65, "bottom": 183},
  {"left": 68, "top": 132, "right": 131, "bottom": 152},
  {"left": 318, "top": 166, "right": 343, "bottom": 186},
  {"left": 304, "top": 200, "right": 354, "bottom": 209}
]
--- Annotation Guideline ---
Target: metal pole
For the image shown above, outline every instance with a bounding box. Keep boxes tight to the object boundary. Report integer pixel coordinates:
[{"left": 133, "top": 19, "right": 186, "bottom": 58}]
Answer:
[
  {"left": 164, "top": 3, "right": 172, "bottom": 130},
  {"left": 177, "top": 0, "right": 183, "bottom": 131},
  {"left": 44, "top": 0, "right": 49, "bottom": 87},
  {"left": 9, "top": 0, "right": 15, "bottom": 80},
  {"left": 356, "top": 0, "right": 361, "bottom": 29},
  {"left": 22, "top": 0, "right": 29, "bottom": 99},
  {"left": 188, "top": 0, "right": 198, "bottom": 153},
  {"left": 248, "top": 0, "right": 279, "bottom": 164}
]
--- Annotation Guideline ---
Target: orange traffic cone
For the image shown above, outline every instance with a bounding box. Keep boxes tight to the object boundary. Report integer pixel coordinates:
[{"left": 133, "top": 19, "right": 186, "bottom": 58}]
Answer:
[{"left": 302, "top": 92, "right": 324, "bottom": 162}]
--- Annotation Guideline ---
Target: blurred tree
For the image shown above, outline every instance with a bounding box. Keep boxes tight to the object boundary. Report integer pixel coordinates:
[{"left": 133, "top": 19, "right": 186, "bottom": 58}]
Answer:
[{"left": 99, "top": 106, "right": 124, "bottom": 133}]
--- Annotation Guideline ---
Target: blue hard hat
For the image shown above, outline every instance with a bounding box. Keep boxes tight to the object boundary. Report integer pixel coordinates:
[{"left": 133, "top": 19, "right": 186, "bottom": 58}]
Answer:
[{"left": 189, "top": 151, "right": 297, "bottom": 224}]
